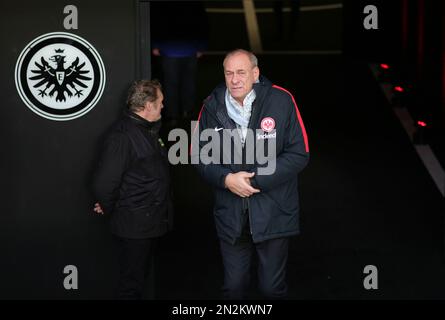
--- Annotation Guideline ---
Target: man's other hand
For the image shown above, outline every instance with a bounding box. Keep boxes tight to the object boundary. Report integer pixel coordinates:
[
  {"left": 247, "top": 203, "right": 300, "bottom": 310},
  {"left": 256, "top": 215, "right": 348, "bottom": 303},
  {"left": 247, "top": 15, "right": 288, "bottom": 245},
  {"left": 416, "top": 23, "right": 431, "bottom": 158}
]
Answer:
[{"left": 224, "top": 172, "right": 260, "bottom": 198}]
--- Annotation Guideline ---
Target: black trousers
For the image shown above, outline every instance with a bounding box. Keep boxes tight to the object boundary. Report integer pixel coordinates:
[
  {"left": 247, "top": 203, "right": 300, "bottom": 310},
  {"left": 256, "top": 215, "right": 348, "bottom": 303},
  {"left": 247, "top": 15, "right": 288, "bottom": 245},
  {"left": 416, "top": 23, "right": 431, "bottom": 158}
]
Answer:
[
  {"left": 219, "top": 232, "right": 289, "bottom": 300},
  {"left": 161, "top": 56, "right": 198, "bottom": 119},
  {"left": 113, "top": 235, "right": 158, "bottom": 300}
]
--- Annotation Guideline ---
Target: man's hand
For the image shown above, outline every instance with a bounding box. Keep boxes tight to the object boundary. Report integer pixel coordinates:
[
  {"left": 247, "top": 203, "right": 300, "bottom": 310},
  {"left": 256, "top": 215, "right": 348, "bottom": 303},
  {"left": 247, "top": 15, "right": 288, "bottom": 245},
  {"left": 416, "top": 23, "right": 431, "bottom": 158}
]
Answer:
[
  {"left": 152, "top": 48, "right": 161, "bottom": 56},
  {"left": 224, "top": 172, "right": 260, "bottom": 198},
  {"left": 93, "top": 202, "right": 104, "bottom": 215}
]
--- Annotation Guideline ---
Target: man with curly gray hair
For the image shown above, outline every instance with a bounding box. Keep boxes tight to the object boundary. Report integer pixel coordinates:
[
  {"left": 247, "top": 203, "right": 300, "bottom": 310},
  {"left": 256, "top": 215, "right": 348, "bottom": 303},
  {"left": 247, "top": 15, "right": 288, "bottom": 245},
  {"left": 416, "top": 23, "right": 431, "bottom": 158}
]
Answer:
[{"left": 93, "top": 79, "right": 173, "bottom": 299}]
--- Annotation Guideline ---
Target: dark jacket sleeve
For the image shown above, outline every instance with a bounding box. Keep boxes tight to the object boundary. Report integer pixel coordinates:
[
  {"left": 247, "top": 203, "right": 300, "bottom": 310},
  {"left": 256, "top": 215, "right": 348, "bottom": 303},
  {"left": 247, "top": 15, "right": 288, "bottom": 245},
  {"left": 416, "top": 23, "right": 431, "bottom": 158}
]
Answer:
[
  {"left": 92, "top": 132, "right": 132, "bottom": 215},
  {"left": 192, "top": 105, "right": 232, "bottom": 189},
  {"left": 251, "top": 95, "right": 309, "bottom": 192}
]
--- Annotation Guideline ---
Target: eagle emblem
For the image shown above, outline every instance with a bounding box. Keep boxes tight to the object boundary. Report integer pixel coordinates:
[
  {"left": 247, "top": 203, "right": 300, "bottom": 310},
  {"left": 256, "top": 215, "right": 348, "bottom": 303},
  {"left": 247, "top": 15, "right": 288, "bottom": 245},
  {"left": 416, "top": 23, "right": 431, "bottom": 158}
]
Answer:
[
  {"left": 261, "top": 117, "right": 275, "bottom": 133},
  {"left": 29, "top": 48, "right": 92, "bottom": 102},
  {"left": 16, "top": 32, "right": 106, "bottom": 121}
]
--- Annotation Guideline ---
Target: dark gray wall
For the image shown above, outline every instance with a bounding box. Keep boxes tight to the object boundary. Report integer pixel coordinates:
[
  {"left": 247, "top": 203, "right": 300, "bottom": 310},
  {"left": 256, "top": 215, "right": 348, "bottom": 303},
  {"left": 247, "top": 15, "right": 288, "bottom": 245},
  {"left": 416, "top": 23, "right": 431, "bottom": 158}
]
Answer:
[
  {"left": 0, "top": 0, "right": 147, "bottom": 299},
  {"left": 343, "top": 0, "right": 403, "bottom": 62}
]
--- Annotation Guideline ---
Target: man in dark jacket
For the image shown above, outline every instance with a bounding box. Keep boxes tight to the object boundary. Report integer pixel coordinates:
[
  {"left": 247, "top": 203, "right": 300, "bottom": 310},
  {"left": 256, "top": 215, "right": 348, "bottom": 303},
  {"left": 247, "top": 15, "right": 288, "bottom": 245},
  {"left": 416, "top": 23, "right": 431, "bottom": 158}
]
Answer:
[
  {"left": 193, "top": 49, "right": 309, "bottom": 299},
  {"left": 93, "top": 80, "right": 172, "bottom": 299}
]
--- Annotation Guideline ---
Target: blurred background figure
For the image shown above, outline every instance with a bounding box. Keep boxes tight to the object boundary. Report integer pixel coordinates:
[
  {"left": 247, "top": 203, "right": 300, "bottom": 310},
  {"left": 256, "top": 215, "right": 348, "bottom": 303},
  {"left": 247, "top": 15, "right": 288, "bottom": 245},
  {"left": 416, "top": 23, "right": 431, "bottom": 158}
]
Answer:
[
  {"left": 273, "top": 0, "right": 301, "bottom": 40},
  {"left": 151, "top": 1, "right": 209, "bottom": 127}
]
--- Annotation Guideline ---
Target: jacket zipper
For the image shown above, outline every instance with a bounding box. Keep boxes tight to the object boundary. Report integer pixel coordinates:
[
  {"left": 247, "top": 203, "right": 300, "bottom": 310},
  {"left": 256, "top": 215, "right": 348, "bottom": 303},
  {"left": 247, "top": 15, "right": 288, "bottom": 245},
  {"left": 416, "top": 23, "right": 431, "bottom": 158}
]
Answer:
[{"left": 244, "top": 100, "right": 256, "bottom": 236}]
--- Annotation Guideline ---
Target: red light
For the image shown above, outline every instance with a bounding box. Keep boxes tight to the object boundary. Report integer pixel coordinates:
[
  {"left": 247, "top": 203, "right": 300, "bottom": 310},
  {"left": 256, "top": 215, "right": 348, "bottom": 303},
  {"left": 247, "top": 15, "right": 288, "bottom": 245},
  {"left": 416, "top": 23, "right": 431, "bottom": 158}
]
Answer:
[
  {"left": 380, "top": 63, "right": 390, "bottom": 69},
  {"left": 417, "top": 121, "right": 427, "bottom": 127},
  {"left": 394, "top": 86, "right": 404, "bottom": 93}
]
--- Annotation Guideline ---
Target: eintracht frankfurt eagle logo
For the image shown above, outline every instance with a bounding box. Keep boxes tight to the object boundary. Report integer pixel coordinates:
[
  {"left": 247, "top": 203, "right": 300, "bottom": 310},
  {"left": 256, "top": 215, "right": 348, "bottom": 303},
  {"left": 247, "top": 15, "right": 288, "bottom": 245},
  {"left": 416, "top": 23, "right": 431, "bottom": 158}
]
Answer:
[
  {"left": 15, "top": 32, "right": 106, "bottom": 121},
  {"left": 261, "top": 117, "right": 275, "bottom": 133}
]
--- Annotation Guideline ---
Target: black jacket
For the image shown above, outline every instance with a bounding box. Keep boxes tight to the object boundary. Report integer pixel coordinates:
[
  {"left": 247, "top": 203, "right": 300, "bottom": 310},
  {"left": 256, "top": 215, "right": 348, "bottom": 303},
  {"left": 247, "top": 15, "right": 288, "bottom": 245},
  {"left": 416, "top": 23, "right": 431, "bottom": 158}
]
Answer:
[
  {"left": 93, "top": 110, "right": 173, "bottom": 239},
  {"left": 193, "top": 76, "right": 309, "bottom": 244}
]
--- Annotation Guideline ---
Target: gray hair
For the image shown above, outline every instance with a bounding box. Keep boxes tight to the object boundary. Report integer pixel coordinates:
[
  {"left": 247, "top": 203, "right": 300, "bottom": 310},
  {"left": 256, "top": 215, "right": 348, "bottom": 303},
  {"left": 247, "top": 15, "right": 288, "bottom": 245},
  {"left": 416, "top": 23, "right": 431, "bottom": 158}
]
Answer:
[
  {"left": 223, "top": 49, "right": 258, "bottom": 69},
  {"left": 126, "top": 79, "right": 162, "bottom": 112}
]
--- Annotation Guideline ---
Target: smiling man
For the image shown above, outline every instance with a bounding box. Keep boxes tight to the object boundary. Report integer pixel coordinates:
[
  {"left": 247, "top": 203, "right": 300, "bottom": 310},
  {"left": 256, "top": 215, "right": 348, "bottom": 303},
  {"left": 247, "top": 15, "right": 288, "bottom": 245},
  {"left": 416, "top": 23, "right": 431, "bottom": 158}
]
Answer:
[{"left": 194, "top": 49, "right": 310, "bottom": 299}]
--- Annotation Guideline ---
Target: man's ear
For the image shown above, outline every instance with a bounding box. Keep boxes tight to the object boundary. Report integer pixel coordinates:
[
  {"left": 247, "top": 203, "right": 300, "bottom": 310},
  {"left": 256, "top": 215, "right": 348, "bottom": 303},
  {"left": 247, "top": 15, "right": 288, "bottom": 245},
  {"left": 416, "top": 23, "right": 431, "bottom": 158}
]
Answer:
[{"left": 144, "top": 101, "right": 152, "bottom": 111}]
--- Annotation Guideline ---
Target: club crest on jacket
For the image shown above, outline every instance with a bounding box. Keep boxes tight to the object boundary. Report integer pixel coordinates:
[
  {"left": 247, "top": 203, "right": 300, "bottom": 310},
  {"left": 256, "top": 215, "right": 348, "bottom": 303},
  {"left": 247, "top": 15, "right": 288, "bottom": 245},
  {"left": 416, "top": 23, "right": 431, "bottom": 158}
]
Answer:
[{"left": 261, "top": 117, "right": 275, "bottom": 133}]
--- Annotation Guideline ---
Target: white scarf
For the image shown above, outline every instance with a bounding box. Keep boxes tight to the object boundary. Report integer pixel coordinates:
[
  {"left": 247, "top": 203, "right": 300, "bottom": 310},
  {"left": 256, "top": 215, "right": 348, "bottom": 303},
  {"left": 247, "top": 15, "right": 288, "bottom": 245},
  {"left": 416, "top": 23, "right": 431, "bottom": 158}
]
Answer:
[{"left": 225, "top": 89, "right": 256, "bottom": 129}]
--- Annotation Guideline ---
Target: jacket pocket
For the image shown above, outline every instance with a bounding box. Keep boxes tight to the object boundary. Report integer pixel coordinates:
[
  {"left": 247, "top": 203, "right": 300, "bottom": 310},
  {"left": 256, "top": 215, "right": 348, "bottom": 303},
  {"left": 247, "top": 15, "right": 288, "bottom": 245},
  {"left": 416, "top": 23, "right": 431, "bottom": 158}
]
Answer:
[{"left": 131, "top": 204, "right": 168, "bottom": 233}]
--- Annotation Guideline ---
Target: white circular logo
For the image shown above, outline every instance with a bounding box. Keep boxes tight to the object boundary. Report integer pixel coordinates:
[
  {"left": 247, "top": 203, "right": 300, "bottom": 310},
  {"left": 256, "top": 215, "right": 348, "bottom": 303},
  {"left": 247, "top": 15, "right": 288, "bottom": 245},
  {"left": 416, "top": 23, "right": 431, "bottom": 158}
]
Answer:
[
  {"left": 261, "top": 117, "right": 275, "bottom": 133},
  {"left": 15, "top": 32, "right": 106, "bottom": 121}
]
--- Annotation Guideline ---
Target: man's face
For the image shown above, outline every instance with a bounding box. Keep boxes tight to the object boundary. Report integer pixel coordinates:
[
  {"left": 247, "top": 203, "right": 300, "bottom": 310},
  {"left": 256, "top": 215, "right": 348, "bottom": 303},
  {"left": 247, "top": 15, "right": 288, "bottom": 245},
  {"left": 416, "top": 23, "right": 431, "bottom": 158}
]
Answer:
[{"left": 224, "top": 53, "right": 259, "bottom": 104}]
